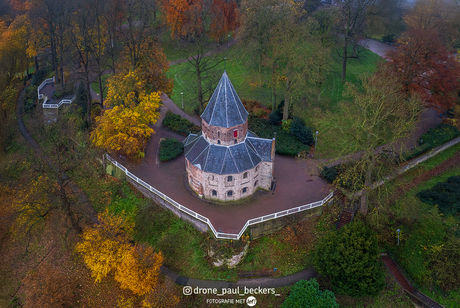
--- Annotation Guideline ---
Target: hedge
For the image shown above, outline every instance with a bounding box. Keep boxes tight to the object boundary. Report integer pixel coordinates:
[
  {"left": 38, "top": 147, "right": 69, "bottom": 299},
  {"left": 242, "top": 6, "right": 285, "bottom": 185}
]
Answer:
[
  {"left": 249, "top": 118, "right": 309, "bottom": 156},
  {"left": 419, "top": 123, "right": 460, "bottom": 150},
  {"left": 159, "top": 138, "right": 184, "bottom": 162},
  {"left": 162, "top": 111, "right": 200, "bottom": 136},
  {"left": 416, "top": 176, "right": 460, "bottom": 216}
]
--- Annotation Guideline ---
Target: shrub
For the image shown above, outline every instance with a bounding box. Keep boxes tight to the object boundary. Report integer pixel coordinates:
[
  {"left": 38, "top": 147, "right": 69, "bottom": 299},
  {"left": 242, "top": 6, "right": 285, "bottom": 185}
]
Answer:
[
  {"left": 159, "top": 138, "right": 184, "bottom": 162},
  {"left": 429, "top": 235, "right": 460, "bottom": 292},
  {"left": 281, "top": 279, "right": 338, "bottom": 308},
  {"left": 381, "top": 34, "right": 396, "bottom": 43},
  {"left": 268, "top": 109, "right": 282, "bottom": 124},
  {"left": 315, "top": 221, "right": 385, "bottom": 297},
  {"left": 419, "top": 123, "right": 460, "bottom": 149},
  {"left": 401, "top": 142, "right": 432, "bottom": 161},
  {"left": 290, "top": 117, "right": 314, "bottom": 146},
  {"left": 320, "top": 166, "right": 339, "bottom": 184},
  {"left": 162, "top": 111, "right": 200, "bottom": 136},
  {"left": 249, "top": 118, "right": 309, "bottom": 156},
  {"left": 31, "top": 68, "right": 49, "bottom": 86},
  {"left": 416, "top": 176, "right": 460, "bottom": 216}
]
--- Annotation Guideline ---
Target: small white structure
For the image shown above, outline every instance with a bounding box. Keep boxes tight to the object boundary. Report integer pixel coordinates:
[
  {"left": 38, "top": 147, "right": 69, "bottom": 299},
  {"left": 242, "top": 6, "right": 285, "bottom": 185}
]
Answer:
[{"left": 183, "top": 72, "right": 275, "bottom": 201}]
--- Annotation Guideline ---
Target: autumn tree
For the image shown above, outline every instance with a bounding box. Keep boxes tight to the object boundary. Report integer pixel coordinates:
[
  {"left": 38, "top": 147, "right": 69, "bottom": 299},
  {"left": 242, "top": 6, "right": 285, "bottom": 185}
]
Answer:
[
  {"left": 318, "top": 69, "right": 423, "bottom": 215},
  {"left": 238, "top": 0, "right": 290, "bottom": 73},
  {"left": 76, "top": 210, "right": 132, "bottom": 282},
  {"left": 115, "top": 245, "right": 164, "bottom": 295},
  {"left": 22, "top": 263, "right": 79, "bottom": 308},
  {"left": 385, "top": 29, "right": 460, "bottom": 112},
  {"left": 209, "top": 0, "right": 239, "bottom": 43},
  {"left": 91, "top": 71, "right": 162, "bottom": 159},
  {"left": 269, "top": 14, "right": 331, "bottom": 120},
  {"left": 403, "top": 0, "right": 450, "bottom": 32},
  {"left": 76, "top": 210, "right": 164, "bottom": 294},
  {"left": 332, "top": 0, "right": 375, "bottom": 81}
]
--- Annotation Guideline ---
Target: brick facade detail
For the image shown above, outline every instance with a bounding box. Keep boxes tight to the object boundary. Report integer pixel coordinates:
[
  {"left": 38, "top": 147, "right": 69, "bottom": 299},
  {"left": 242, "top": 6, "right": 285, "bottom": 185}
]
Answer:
[
  {"left": 186, "top": 158, "right": 275, "bottom": 201},
  {"left": 201, "top": 119, "right": 248, "bottom": 146}
]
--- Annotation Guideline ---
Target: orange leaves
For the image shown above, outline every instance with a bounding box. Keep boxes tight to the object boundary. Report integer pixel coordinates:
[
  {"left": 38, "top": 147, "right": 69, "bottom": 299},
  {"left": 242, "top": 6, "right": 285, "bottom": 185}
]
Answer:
[
  {"left": 75, "top": 210, "right": 132, "bottom": 283},
  {"left": 209, "top": 0, "right": 239, "bottom": 42},
  {"left": 161, "top": 0, "right": 238, "bottom": 40},
  {"left": 76, "top": 210, "right": 164, "bottom": 295},
  {"left": 115, "top": 246, "right": 164, "bottom": 295}
]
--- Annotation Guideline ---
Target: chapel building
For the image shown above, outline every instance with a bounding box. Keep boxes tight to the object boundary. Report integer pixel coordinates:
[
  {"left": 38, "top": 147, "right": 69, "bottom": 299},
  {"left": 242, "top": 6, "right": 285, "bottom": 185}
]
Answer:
[{"left": 183, "top": 71, "right": 276, "bottom": 201}]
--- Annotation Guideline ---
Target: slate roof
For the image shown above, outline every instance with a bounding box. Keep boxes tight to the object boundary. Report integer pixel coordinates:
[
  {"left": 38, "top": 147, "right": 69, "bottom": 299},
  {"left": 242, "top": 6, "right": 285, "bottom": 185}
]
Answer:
[
  {"left": 183, "top": 132, "right": 273, "bottom": 175},
  {"left": 200, "top": 71, "right": 249, "bottom": 128}
]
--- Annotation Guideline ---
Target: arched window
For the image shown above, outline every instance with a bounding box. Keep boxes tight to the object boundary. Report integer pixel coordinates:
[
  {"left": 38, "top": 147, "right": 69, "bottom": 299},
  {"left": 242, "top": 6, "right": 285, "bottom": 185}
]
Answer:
[
  {"left": 208, "top": 175, "right": 214, "bottom": 181},
  {"left": 254, "top": 180, "right": 258, "bottom": 187},
  {"left": 234, "top": 139, "right": 237, "bottom": 144},
  {"left": 217, "top": 140, "right": 221, "bottom": 144},
  {"left": 242, "top": 187, "right": 248, "bottom": 193},
  {"left": 255, "top": 166, "right": 259, "bottom": 172},
  {"left": 243, "top": 172, "right": 248, "bottom": 179},
  {"left": 212, "top": 190, "right": 217, "bottom": 196},
  {"left": 227, "top": 190, "right": 233, "bottom": 196},
  {"left": 227, "top": 175, "right": 233, "bottom": 182}
]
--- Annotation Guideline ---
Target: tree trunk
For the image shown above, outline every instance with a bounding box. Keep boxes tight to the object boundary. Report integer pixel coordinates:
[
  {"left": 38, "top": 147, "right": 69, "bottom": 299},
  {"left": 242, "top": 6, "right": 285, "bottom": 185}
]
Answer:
[
  {"left": 360, "top": 154, "right": 376, "bottom": 215},
  {"left": 342, "top": 37, "right": 348, "bottom": 81},
  {"left": 283, "top": 78, "right": 290, "bottom": 121},
  {"left": 98, "top": 73, "right": 104, "bottom": 108},
  {"left": 34, "top": 56, "right": 39, "bottom": 73},
  {"left": 272, "top": 64, "right": 277, "bottom": 110},
  {"left": 197, "top": 68, "right": 203, "bottom": 113}
]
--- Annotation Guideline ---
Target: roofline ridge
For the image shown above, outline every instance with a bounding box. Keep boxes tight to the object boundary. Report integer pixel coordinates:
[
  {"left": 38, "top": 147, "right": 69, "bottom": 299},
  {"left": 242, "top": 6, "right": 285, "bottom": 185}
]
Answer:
[
  {"left": 220, "top": 148, "right": 228, "bottom": 174},
  {"left": 244, "top": 141, "right": 255, "bottom": 167},
  {"left": 227, "top": 75, "right": 246, "bottom": 125},
  {"left": 228, "top": 146, "right": 240, "bottom": 173}
]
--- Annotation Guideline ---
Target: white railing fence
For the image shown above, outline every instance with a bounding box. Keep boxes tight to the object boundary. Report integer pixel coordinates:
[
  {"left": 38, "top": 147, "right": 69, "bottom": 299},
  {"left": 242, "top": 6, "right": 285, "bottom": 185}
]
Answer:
[
  {"left": 37, "top": 76, "right": 55, "bottom": 99},
  {"left": 106, "top": 154, "right": 334, "bottom": 240},
  {"left": 42, "top": 94, "right": 76, "bottom": 109}
]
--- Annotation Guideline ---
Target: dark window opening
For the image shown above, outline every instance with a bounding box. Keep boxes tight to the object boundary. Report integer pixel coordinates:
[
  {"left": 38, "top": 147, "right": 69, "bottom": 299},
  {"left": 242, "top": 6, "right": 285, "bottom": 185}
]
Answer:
[
  {"left": 212, "top": 190, "right": 217, "bottom": 196},
  {"left": 217, "top": 140, "right": 221, "bottom": 144},
  {"left": 227, "top": 191, "right": 233, "bottom": 196},
  {"left": 254, "top": 180, "right": 258, "bottom": 187},
  {"left": 234, "top": 139, "right": 237, "bottom": 144},
  {"left": 242, "top": 187, "right": 247, "bottom": 193},
  {"left": 243, "top": 172, "right": 248, "bottom": 179},
  {"left": 227, "top": 176, "right": 233, "bottom": 182}
]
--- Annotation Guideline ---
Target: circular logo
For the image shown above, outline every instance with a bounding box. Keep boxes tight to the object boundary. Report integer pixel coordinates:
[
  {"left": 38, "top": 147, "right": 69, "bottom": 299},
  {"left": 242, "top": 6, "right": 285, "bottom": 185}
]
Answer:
[
  {"left": 246, "top": 296, "right": 257, "bottom": 306},
  {"left": 183, "top": 286, "right": 192, "bottom": 296}
]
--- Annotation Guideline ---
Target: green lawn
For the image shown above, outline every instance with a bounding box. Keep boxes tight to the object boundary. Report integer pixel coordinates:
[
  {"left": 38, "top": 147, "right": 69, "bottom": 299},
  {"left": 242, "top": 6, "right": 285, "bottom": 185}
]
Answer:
[{"left": 91, "top": 74, "right": 111, "bottom": 100}]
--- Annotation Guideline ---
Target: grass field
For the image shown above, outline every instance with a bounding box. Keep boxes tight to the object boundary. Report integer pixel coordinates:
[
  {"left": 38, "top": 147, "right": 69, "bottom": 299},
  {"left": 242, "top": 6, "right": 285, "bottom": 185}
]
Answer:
[
  {"left": 91, "top": 74, "right": 110, "bottom": 100},
  {"left": 166, "top": 43, "right": 383, "bottom": 116}
]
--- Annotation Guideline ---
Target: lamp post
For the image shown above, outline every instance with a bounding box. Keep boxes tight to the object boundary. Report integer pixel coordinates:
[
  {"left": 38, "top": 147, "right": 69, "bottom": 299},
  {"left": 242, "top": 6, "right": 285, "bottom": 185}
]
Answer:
[
  {"left": 181, "top": 92, "right": 184, "bottom": 109},
  {"left": 315, "top": 131, "right": 318, "bottom": 150},
  {"left": 228, "top": 33, "right": 231, "bottom": 48},
  {"left": 397, "top": 229, "right": 401, "bottom": 246}
]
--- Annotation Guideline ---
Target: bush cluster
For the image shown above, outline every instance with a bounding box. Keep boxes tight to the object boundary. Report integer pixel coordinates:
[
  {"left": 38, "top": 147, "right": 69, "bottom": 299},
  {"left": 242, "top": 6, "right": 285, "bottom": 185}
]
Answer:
[
  {"left": 315, "top": 221, "right": 385, "bottom": 297},
  {"left": 162, "top": 111, "right": 200, "bottom": 136},
  {"left": 249, "top": 118, "right": 309, "bottom": 156},
  {"left": 281, "top": 279, "right": 338, "bottom": 308},
  {"left": 159, "top": 138, "right": 184, "bottom": 162},
  {"left": 290, "top": 117, "right": 314, "bottom": 146},
  {"left": 416, "top": 175, "right": 460, "bottom": 216},
  {"left": 419, "top": 123, "right": 460, "bottom": 150}
]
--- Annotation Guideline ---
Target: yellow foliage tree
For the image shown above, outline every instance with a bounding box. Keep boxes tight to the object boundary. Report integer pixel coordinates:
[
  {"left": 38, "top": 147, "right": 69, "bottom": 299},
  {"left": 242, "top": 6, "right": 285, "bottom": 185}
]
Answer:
[
  {"left": 404, "top": 0, "right": 450, "bottom": 31},
  {"left": 91, "top": 71, "right": 161, "bottom": 159},
  {"left": 115, "top": 245, "right": 164, "bottom": 295},
  {"left": 75, "top": 210, "right": 132, "bottom": 283}
]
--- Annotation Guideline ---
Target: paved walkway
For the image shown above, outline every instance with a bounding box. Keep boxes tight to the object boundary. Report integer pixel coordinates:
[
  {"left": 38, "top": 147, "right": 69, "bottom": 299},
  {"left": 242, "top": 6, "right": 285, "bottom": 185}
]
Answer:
[
  {"left": 160, "top": 266, "right": 319, "bottom": 289},
  {"left": 125, "top": 123, "right": 332, "bottom": 234}
]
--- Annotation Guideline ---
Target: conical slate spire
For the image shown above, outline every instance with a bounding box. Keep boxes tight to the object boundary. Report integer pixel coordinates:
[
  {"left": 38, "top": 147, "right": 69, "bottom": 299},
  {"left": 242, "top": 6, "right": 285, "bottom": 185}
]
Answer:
[{"left": 201, "top": 71, "right": 249, "bottom": 128}]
